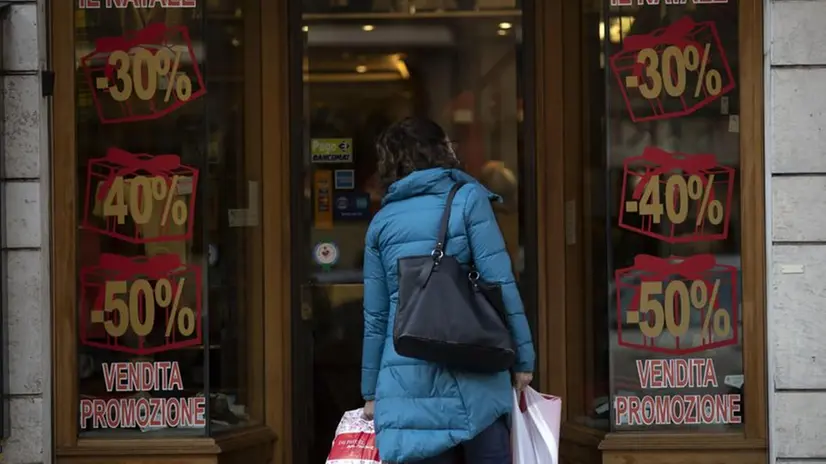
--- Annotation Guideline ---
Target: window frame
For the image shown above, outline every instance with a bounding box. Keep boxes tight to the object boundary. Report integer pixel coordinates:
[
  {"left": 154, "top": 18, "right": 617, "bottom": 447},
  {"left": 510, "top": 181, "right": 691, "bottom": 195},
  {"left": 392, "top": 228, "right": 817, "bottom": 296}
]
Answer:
[
  {"left": 544, "top": 0, "right": 768, "bottom": 460},
  {"left": 49, "top": 0, "right": 279, "bottom": 460}
]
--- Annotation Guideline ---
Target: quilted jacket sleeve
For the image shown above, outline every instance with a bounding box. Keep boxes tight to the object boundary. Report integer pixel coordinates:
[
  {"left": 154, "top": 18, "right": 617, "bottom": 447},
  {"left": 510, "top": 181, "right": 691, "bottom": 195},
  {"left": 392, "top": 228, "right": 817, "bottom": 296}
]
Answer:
[
  {"left": 361, "top": 224, "right": 389, "bottom": 401},
  {"left": 464, "top": 186, "right": 536, "bottom": 373}
]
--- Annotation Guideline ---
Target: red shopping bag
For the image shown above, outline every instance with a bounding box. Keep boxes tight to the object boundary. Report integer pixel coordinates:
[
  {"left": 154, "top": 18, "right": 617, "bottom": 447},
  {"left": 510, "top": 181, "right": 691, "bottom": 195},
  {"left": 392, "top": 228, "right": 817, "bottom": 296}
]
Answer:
[{"left": 327, "top": 409, "right": 381, "bottom": 464}]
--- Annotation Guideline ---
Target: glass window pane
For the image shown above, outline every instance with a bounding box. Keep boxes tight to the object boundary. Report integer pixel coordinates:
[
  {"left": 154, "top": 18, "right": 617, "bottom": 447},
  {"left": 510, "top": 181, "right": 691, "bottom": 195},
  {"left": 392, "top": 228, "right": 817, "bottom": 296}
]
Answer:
[
  {"left": 295, "top": 2, "right": 529, "bottom": 459},
  {"left": 601, "top": 1, "right": 744, "bottom": 432},
  {"left": 74, "top": 0, "right": 263, "bottom": 437}
]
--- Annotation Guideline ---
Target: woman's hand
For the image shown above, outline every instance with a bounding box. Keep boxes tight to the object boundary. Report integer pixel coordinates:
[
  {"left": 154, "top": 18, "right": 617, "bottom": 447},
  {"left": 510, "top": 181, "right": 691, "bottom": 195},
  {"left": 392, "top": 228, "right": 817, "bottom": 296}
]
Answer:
[
  {"left": 363, "top": 400, "right": 376, "bottom": 420},
  {"left": 514, "top": 372, "right": 533, "bottom": 391}
]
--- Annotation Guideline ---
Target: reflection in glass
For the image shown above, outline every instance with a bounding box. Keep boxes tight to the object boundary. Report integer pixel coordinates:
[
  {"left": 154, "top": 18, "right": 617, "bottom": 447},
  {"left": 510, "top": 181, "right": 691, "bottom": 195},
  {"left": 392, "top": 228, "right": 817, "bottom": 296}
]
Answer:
[
  {"left": 74, "top": 0, "right": 263, "bottom": 437},
  {"left": 296, "top": 2, "right": 528, "bottom": 461}
]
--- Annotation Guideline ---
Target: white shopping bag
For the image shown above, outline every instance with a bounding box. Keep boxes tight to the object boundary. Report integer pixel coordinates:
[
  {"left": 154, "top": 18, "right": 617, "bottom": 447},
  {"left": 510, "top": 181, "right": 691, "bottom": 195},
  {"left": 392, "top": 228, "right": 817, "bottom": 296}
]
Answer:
[
  {"left": 326, "top": 409, "right": 382, "bottom": 464},
  {"left": 512, "top": 387, "right": 561, "bottom": 464}
]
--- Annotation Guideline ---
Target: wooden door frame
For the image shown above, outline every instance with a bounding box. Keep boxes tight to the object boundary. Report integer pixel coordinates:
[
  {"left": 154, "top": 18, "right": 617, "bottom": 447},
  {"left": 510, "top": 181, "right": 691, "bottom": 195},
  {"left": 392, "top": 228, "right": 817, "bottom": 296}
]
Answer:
[
  {"left": 260, "top": 1, "right": 291, "bottom": 463},
  {"left": 263, "top": 0, "right": 565, "bottom": 461},
  {"left": 537, "top": 0, "right": 570, "bottom": 402}
]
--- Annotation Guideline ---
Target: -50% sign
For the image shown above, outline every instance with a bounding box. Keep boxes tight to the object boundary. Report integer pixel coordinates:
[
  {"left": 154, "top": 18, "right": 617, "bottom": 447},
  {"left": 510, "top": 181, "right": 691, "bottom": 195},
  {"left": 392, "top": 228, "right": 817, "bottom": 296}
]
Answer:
[
  {"left": 628, "top": 279, "right": 731, "bottom": 341},
  {"left": 103, "top": 175, "right": 189, "bottom": 227},
  {"left": 91, "top": 278, "right": 195, "bottom": 338},
  {"left": 626, "top": 43, "right": 722, "bottom": 100},
  {"left": 97, "top": 47, "right": 193, "bottom": 103},
  {"left": 628, "top": 174, "right": 723, "bottom": 226}
]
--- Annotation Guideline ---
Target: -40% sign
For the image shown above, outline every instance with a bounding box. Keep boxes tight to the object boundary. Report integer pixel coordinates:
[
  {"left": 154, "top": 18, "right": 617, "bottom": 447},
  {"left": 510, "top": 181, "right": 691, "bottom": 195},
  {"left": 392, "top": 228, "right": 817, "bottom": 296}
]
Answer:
[
  {"left": 628, "top": 279, "right": 731, "bottom": 340},
  {"left": 91, "top": 278, "right": 195, "bottom": 338},
  {"left": 103, "top": 175, "right": 189, "bottom": 226},
  {"left": 97, "top": 47, "right": 193, "bottom": 103},
  {"left": 627, "top": 44, "right": 723, "bottom": 100},
  {"left": 627, "top": 174, "right": 724, "bottom": 226}
]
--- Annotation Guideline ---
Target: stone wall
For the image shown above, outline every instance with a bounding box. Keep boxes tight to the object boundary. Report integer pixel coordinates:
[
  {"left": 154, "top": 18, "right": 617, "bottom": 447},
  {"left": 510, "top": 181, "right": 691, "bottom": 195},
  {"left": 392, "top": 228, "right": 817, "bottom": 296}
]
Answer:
[
  {"left": 770, "top": 0, "right": 826, "bottom": 463},
  {"left": 1, "top": 1, "right": 49, "bottom": 463}
]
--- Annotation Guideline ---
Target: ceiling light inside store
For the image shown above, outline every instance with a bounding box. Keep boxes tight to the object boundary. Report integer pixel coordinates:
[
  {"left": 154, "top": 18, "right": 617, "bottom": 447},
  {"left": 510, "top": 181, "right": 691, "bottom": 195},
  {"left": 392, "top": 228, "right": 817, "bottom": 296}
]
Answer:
[
  {"left": 391, "top": 54, "right": 410, "bottom": 79},
  {"left": 356, "top": 65, "right": 367, "bottom": 73},
  {"left": 598, "top": 17, "right": 635, "bottom": 43},
  {"left": 302, "top": 25, "right": 309, "bottom": 32},
  {"left": 499, "top": 22, "right": 512, "bottom": 30},
  {"left": 362, "top": 24, "right": 375, "bottom": 31}
]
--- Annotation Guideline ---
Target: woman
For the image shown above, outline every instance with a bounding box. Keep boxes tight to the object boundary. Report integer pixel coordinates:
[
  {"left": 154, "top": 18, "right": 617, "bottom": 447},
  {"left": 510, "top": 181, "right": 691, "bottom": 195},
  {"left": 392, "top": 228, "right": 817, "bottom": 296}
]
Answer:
[{"left": 360, "top": 117, "right": 536, "bottom": 463}]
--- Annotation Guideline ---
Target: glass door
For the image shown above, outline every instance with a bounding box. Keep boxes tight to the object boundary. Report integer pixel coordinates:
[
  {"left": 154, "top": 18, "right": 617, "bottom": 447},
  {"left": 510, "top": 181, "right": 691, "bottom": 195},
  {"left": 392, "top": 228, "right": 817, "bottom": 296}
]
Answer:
[{"left": 289, "top": 1, "right": 535, "bottom": 462}]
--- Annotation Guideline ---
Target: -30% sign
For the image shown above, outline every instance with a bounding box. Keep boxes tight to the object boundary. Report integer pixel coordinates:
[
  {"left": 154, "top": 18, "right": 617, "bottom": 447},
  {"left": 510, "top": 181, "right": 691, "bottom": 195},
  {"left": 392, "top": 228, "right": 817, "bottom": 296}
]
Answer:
[
  {"left": 628, "top": 279, "right": 731, "bottom": 340},
  {"left": 628, "top": 174, "right": 723, "bottom": 226},
  {"left": 97, "top": 47, "right": 193, "bottom": 103},
  {"left": 103, "top": 175, "right": 189, "bottom": 226},
  {"left": 91, "top": 278, "right": 196, "bottom": 338},
  {"left": 626, "top": 44, "right": 723, "bottom": 100}
]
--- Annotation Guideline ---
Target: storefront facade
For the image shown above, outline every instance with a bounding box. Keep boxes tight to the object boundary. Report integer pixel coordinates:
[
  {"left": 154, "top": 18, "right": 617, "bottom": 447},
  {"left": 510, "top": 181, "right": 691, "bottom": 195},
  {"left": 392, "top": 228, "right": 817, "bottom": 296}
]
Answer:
[{"left": 0, "top": 0, "right": 822, "bottom": 463}]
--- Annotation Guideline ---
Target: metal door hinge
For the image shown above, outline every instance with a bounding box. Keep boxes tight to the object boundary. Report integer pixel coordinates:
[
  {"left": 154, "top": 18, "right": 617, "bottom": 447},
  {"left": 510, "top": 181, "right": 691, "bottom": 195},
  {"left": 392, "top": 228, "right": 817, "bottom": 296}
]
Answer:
[{"left": 41, "top": 71, "right": 55, "bottom": 97}]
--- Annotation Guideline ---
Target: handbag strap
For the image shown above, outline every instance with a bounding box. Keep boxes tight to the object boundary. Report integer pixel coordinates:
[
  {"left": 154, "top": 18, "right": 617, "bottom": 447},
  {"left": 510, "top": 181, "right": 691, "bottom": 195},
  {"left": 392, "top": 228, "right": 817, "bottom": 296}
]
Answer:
[{"left": 433, "top": 181, "right": 467, "bottom": 256}]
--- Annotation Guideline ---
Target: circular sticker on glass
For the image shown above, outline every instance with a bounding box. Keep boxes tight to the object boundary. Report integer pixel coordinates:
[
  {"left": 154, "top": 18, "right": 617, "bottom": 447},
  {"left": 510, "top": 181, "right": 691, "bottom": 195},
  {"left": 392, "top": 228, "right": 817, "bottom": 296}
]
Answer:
[{"left": 313, "top": 241, "right": 339, "bottom": 270}]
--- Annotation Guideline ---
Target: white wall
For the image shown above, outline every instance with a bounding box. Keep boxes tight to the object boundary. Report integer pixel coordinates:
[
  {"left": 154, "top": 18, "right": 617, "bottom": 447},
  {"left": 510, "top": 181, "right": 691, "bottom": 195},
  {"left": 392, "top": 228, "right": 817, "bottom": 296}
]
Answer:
[
  {"left": 769, "top": 1, "right": 826, "bottom": 462},
  {"left": 1, "top": 0, "right": 50, "bottom": 462}
]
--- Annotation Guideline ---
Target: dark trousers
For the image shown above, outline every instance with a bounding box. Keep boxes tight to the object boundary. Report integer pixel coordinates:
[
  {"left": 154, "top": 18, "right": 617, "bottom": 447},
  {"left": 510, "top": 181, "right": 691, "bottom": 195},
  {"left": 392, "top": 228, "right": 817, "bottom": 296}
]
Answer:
[{"left": 411, "top": 416, "right": 511, "bottom": 464}]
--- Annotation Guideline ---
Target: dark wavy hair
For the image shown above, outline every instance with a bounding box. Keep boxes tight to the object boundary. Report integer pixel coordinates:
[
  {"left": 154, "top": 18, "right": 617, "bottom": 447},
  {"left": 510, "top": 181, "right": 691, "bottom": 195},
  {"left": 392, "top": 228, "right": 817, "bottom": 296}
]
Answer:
[{"left": 375, "top": 117, "right": 461, "bottom": 189}]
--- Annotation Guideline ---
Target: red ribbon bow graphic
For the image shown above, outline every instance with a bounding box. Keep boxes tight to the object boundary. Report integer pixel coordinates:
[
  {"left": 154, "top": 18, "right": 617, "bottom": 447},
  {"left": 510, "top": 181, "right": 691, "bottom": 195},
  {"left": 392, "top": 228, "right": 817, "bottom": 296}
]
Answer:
[
  {"left": 94, "top": 22, "right": 168, "bottom": 54},
  {"left": 99, "top": 253, "right": 183, "bottom": 279},
  {"left": 623, "top": 16, "right": 701, "bottom": 52},
  {"left": 631, "top": 147, "right": 718, "bottom": 200},
  {"left": 96, "top": 147, "right": 182, "bottom": 200},
  {"left": 633, "top": 254, "right": 717, "bottom": 281}
]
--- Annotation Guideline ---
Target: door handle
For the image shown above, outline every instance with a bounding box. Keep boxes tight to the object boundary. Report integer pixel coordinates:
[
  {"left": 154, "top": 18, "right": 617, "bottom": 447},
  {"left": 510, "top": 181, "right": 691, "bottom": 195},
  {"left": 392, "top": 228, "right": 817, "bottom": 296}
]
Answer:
[{"left": 300, "top": 284, "right": 314, "bottom": 321}]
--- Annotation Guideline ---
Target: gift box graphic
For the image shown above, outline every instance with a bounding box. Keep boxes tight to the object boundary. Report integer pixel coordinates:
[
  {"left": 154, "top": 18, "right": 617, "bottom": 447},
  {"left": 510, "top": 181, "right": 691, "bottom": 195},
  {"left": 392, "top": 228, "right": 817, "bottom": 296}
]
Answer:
[
  {"left": 615, "top": 254, "right": 739, "bottom": 355},
  {"left": 79, "top": 253, "right": 203, "bottom": 355},
  {"left": 82, "top": 147, "right": 199, "bottom": 243},
  {"left": 80, "top": 22, "right": 206, "bottom": 124},
  {"left": 609, "top": 16, "right": 735, "bottom": 122},
  {"left": 618, "top": 146, "right": 734, "bottom": 243}
]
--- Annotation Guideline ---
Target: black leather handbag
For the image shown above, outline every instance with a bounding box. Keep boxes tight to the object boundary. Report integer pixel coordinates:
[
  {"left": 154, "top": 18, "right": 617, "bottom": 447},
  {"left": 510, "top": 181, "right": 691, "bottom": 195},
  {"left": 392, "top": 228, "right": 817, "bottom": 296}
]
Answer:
[{"left": 393, "top": 182, "right": 516, "bottom": 373}]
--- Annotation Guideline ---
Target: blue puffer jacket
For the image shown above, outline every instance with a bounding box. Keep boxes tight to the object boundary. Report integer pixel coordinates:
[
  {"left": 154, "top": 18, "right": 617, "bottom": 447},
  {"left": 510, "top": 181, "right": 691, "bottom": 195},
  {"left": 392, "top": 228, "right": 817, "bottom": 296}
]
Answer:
[{"left": 361, "top": 167, "right": 536, "bottom": 462}]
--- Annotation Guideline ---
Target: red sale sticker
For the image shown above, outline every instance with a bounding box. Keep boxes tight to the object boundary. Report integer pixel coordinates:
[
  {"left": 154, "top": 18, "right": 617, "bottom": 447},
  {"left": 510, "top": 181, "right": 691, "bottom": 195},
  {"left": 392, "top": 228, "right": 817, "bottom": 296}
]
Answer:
[
  {"left": 79, "top": 254, "right": 203, "bottom": 355},
  {"left": 80, "top": 23, "right": 206, "bottom": 124},
  {"left": 615, "top": 254, "right": 739, "bottom": 355},
  {"left": 610, "top": 16, "right": 735, "bottom": 122},
  {"left": 618, "top": 146, "right": 734, "bottom": 243}
]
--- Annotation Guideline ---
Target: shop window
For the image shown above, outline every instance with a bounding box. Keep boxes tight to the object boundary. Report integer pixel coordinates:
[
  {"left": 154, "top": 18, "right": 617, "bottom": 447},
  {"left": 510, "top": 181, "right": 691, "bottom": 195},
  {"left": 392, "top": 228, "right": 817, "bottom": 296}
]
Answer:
[
  {"left": 73, "top": 0, "right": 264, "bottom": 437},
  {"left": 578, "top": 0, "right": 746, "bottom": 432}
]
